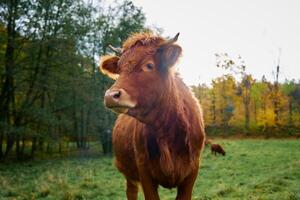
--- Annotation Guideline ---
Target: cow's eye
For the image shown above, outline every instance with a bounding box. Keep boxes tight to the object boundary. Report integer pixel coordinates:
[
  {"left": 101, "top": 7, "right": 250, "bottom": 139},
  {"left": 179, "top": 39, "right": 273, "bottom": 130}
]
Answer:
[
  {"left": 146, "top": 63, "right": 154, "bottom": 70},
  {"left": 142, "top": 62, "right": 155, "bottom": 72}
]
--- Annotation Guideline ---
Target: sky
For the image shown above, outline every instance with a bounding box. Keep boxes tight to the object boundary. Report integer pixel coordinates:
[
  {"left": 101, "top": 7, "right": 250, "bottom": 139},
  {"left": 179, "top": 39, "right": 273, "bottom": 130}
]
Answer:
[{"left": 131, "top": 0, "right": 300, "bottom": 86}]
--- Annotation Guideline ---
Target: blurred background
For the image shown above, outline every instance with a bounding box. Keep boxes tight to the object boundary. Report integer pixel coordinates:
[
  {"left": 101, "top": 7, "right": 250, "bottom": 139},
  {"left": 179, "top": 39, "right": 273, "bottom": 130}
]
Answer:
[{"left": 0, "top": 0, "right": 299, "bottom": 199}]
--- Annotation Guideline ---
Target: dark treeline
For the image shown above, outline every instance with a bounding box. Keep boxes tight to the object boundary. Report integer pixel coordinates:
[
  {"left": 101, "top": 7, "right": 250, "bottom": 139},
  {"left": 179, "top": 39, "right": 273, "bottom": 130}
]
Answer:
[
  {"left": 0, "top": 0, "right": 147, "bottom": 160},
  {"left": 193, "top": 53, "right": 300, "bottom": 136}
]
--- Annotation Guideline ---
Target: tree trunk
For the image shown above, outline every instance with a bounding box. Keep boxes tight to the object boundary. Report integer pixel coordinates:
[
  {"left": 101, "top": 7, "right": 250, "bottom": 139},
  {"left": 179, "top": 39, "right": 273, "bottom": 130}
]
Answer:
[
  {"left": 0, "top": 133, "right": 3, "bottom": 159},
  {"left": 254, "top": 102, "right": 257, "bottom": 125},
  {"left": 16, "top": 135, "right": 21, "bottom": 158},
  {"left": 72, "top": 91, "right": 80, "bottom": 149},
  {"left": 274, "top": 99, "right": 279, "bottom": 126},
  {"left": 262, "top": 98, "right": 267, "bottom": 130},
  {"left": 85, "top": 106, "right": 91, "bottom": 149},
  {"left": 47, "top": 142, "right": 51, "bottom": 153},
  {"left": 274, "top": 65, "right": 280, "bottom": 127},
  {"left": 211, "top": 91, "right": 216, "bottom": 126},
  {"left": 244, "top": 93, "right": 250, "bottom": 131},
  {"left": 5, "top": 134, "right": 14, "bottom": 157},
  {"left": 38, "top": 139, "right": 44, "bottom": 152},
  {"left": 288, "top": 100, "right": 293, "bottom": 126},
  {"left": 80, "top": 108, "right": 85, "bottom": 149},
  {"left": 21, "top": 137, "right": 25, "bottom": 155},
  {"left": 0, "top": 0, "right": 18, "bottom": 160},
  {"left": 31, "top": 137, "right": 37, "bottom": 157}
]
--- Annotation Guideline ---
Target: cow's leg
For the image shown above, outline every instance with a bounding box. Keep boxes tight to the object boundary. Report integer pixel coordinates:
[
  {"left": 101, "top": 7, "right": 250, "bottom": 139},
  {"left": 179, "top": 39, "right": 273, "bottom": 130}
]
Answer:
[
  {"left": 138, "top": 170, "right": 159, "bottom": 200},
  {"left": 175, "top": 169, "right": 198, "bottom": 200},
  {"left": 126, "top": 179, "right": 138, "bottom": 200}
]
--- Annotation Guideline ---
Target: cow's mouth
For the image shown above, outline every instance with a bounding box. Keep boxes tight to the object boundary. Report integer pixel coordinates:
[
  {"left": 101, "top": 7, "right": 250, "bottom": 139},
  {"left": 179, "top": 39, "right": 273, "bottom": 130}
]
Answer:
[{"left": 108, "top": 105, "right": 131, "bottom": 113}]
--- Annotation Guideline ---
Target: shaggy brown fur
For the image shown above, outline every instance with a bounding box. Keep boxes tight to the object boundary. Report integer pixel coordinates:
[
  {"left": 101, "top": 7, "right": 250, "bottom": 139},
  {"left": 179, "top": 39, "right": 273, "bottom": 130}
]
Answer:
[
  {"left": 211, "top": 144, "right": 226, "bottom": 156},
  {"left": 122, "top": 32, "right": 165, "bottom": 51},
  {"left": 100, "top": 32, "right": 206, "bottom": 200}
]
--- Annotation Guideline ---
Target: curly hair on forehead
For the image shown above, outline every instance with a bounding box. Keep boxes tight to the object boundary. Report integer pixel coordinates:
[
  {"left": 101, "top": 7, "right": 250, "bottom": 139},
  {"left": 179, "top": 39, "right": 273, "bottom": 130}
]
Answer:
[{"left": 122, "top": 32, "right": 166, "bottom": 51}]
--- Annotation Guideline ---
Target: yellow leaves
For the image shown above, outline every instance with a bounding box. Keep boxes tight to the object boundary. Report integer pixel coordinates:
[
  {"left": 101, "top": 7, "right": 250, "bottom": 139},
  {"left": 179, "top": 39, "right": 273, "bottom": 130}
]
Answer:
[
  {"left": 193, "top": 75, "right": 300, "bottom": 131},
  {"left": 257, "top": 109, "right": 276, "bottom": 127}
]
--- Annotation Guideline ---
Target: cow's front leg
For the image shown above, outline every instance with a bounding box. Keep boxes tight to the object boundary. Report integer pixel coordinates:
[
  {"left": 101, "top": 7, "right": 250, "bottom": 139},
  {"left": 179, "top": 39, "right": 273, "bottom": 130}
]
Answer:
[
  {"left": 126, "top": 179, "right": 138, "bottom": 200},
  {"left": 138, "top": 167, "right": 159, "bottom": 200},
  {"left": 175, "top": 169, "right": 198, "bottom": 200}
]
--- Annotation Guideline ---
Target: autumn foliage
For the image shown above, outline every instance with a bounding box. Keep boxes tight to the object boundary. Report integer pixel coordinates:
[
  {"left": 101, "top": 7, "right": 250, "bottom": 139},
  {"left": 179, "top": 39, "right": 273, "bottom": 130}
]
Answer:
[{"left": 192, "top": 54, "right": 300, "bottom": 136}]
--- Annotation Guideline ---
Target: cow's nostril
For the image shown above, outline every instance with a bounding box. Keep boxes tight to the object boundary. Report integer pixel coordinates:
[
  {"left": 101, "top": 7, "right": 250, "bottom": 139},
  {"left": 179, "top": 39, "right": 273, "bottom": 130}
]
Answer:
[{"left": 113, "top": 91, "right": 121, "bottom": 99}]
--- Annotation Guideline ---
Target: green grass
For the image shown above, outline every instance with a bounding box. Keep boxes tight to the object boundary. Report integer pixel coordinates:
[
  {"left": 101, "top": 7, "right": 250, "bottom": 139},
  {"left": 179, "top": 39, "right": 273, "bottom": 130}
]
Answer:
[{"left": 0, "top": 139, "right": 299, "bottom": 200}]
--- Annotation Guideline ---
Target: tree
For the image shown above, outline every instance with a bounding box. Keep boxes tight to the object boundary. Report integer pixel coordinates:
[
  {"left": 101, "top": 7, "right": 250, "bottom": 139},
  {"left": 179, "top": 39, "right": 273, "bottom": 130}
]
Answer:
[
  {"left": 0, "top": 0, "right": 147, "bottom": 160},
  {"left": 215, "top": 53, "right": 253, "bottom": 131},
  {"left": 191, "top": 54, "right": 300, "bottom": 136}
]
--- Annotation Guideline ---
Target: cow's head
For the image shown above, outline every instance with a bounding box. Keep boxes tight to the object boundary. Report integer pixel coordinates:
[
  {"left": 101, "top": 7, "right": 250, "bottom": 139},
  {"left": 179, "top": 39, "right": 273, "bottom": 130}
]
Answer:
[{"left": 100, "top": 33, "right": 182, "bottom": 123}]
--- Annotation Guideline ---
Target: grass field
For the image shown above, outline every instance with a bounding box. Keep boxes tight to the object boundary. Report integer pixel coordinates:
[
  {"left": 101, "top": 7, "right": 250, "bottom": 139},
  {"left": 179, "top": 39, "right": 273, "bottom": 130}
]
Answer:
[{"left": 0, "top": 139, "right": 299, "bottom": 200}]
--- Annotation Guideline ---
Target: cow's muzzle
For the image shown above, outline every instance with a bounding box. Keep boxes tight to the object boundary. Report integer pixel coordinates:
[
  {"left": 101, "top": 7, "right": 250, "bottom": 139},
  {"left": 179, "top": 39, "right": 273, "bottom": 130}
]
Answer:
[{"left": 104, "top": 88, "right": 137, "bottom": 113}]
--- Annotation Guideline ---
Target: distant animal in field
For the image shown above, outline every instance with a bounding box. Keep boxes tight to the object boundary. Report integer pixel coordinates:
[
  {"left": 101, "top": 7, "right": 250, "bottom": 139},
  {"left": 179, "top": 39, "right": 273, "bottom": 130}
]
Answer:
[
  {"left": 211, "top": 143, "right": 226, "bottom": 156},
  {"left": 100, "top": 32, "right": 205, "bottom": 200},
  {"left": 295, "top": 133, "right": 300, "bottom": 139}
]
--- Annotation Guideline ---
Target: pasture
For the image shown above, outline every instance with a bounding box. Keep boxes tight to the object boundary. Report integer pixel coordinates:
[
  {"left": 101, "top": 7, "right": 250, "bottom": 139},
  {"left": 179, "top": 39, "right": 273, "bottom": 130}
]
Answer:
[{"left": 0, "top": 139, "right": 299, "bottom": 200}]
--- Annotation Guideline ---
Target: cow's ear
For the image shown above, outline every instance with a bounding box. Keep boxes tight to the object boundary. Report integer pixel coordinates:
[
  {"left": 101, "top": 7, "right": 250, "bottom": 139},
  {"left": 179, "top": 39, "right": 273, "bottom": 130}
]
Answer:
[
  {"left": 99, "top": 55, "right": 120, "bottom": 79},
  {"left": 156, "top": 44, "right": 182, "bottom": 72}
]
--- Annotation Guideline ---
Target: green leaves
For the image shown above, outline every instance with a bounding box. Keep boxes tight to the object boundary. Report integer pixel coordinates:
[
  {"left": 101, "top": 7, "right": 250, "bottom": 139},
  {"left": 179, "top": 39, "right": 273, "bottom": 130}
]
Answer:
[{"left": 0, "top": 0, "right": 147, "bottom": 158}]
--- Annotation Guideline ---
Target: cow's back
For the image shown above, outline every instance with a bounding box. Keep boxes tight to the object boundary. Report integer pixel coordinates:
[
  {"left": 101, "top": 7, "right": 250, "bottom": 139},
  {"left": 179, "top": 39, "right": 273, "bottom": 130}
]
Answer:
[{"left": 113, "top": 114, "right": 141, "bottom": 181}]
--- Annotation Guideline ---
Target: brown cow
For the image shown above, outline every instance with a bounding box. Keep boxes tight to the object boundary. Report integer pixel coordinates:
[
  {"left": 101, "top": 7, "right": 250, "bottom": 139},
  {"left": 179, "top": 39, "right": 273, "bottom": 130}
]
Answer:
[
  {"left": 100, "top": 32, "right": 205, "bottom": 200},
  {"left": 210, "top": 144, "right": 226, "bottom": 156}
]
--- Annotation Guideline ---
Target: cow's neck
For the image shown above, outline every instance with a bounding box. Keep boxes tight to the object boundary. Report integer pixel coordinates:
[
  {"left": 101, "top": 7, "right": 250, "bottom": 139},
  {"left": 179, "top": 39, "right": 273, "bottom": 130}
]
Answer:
[
  {"left": 151, "top": 75, "right": 191, "bottom": 136},
  {"left": 143, "top": 75, "right": 200, "bottom": 178}
]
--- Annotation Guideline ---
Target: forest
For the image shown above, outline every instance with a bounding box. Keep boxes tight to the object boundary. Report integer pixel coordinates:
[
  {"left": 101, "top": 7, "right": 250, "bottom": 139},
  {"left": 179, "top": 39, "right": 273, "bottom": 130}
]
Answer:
[
  {"left": 0, "top": 0, "right": 148, "bottom": 160},
  {"left": 192, "top": 53, "right": 300, "bottom": 136},
  {"left": 0, "top": 0, "right": 299, "bottom": 162}
]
